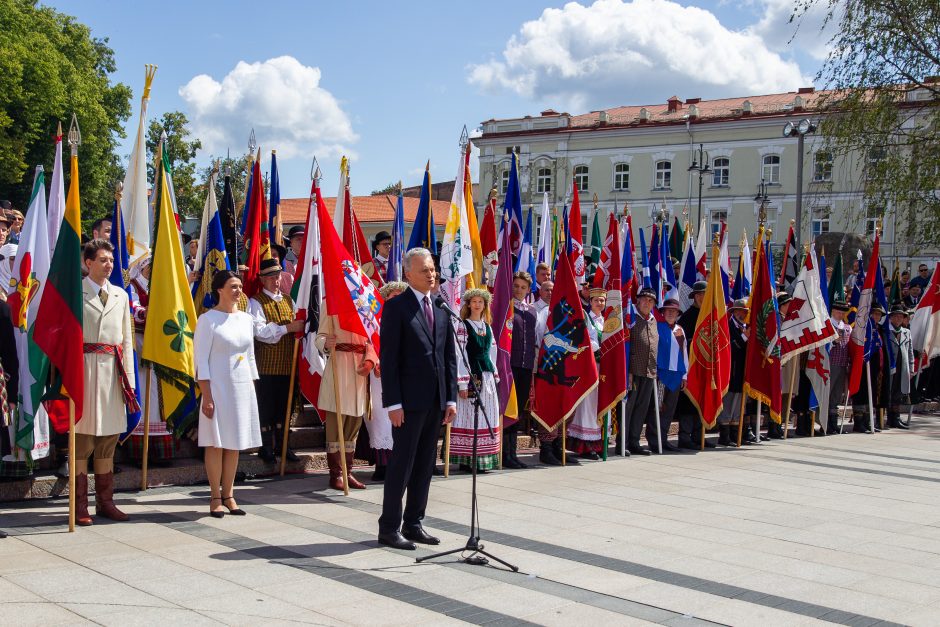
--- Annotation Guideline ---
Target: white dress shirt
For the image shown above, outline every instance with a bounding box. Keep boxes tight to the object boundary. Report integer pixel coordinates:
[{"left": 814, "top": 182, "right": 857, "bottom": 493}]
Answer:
[{"left": 247, "top": 289, "right": 291, "bottom": 344}]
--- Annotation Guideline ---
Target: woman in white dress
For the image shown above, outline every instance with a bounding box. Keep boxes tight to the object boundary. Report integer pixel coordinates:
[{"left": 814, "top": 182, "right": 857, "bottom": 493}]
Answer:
[
  {"left": 194, "top": 270, "right": 260, "bottom": 518},
  {"left": 566, "top": 288, "right": 605, "bottom": 460},
  {"left": 450, "top": 288, "right": 501, "bottom": 473},
  {"left": 366, "top": 281, "right": 408, "bottom": 481}
]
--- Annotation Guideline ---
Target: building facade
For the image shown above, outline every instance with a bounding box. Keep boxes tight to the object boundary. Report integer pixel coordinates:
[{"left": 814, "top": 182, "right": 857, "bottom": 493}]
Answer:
[{"left": 474, "top": 88, "right": 937, "bottom": 269}]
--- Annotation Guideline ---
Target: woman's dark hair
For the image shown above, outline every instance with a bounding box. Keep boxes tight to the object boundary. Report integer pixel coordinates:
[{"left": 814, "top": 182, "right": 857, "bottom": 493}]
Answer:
[{"left": 211, "top": 269, "right": 240, "bottom": 303}]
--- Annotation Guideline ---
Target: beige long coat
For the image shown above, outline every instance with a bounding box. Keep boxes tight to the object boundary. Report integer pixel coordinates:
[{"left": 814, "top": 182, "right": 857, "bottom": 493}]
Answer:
[
  {"left": 77, "top": 278, "right": 135, "bottom": 437},
  {"left": 316, "top": 315, "right": 378, "bottom": 417}
]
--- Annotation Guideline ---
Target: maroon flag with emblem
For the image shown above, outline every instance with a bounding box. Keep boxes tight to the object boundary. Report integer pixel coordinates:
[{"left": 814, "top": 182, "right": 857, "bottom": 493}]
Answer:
[{"left": 593, "top": 214, "right": 626, "bottom": 416}]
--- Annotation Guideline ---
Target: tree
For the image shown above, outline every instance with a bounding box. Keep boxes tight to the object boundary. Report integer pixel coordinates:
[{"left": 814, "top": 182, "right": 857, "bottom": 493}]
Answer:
[
  {"left": 146, "top": 111, "right": 203, "bottom": 219},
  {"left": 0, "top": 0, "right": 132, "bottom": 227},
  {"left": 371, "top": 181, "right": 400, "bottom": 195},
  {"left": 199, "top": 153, "right": 253, "bottom": 211},
  {"left": 796, "top": 0, "right": 940, "bottom": 252}
]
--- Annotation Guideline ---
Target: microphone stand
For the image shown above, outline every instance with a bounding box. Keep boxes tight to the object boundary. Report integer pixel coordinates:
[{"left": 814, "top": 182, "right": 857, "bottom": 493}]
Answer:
[{"left": 417, "top": 302, "right": 518, "bottom": 572}]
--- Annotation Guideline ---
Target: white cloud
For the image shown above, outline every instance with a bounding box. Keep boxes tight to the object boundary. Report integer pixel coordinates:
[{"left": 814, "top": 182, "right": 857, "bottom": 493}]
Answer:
[
  {"left": 179, "top": 56, "right": 357, "bottom": 160},
  {"left": 467, "top": 0, "right": 809, "bottom": 111},
  {"left": 747, "top": 0, "right": 835, "bottom": 61}
]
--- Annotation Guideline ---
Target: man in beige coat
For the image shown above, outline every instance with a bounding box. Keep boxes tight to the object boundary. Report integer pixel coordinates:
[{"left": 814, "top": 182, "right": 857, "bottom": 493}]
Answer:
[
  {"left": 76, "top": 239, "right": 136, "bottom": 526},
  {"left": 317, "top": 314, "right": 378, "bottom": 491}
]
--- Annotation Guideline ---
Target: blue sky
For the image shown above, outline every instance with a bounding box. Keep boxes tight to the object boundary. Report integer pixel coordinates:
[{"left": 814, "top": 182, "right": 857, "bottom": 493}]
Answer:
[{"left": 47, "top": 0, "right": 830, "bottom": 199}]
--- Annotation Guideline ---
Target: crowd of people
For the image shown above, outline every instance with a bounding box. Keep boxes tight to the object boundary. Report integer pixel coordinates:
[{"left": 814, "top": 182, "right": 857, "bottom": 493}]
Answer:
[{"left": 0, "top": 202, "right": 938, "bottom": 549}]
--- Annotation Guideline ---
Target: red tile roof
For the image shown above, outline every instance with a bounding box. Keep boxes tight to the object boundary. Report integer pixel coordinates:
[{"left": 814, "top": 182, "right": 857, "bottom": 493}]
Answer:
[{"left": 278, "top": 194, "right": 449, "bottom": 226}]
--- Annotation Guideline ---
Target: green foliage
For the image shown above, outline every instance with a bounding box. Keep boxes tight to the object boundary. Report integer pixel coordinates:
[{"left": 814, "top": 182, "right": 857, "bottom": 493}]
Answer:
[
  {"left": 200, "top": 153, "right": 253, "bottom": 210},
  {"left": 0, "top": 0, "right": 131, "bottom": 226},
  {"left": 371, "top": 181, "right": 400, "bottom": 195},
  {"left": 796, "top": 0, "right": 940, "bottom": 252},
  {"left": 146, "top": 111, "right": 202, "bottom": 219}
]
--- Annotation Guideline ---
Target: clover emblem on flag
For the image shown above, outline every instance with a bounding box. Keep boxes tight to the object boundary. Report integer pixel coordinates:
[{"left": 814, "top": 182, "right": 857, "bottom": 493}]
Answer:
[{"left": 163, "top": 311, "right": 193, "bottom": 353}]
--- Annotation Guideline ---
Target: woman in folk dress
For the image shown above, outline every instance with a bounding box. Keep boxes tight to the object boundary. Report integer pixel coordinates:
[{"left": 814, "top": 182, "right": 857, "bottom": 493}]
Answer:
[
  {"left": 194, "top": 270, "right": 261, "bottom": 518},
  {"left": 566, "top": 288, "right": 606, "bottom": 459},
  {"left": 450, "top": 288, "right": 501, "bottom": 473}
]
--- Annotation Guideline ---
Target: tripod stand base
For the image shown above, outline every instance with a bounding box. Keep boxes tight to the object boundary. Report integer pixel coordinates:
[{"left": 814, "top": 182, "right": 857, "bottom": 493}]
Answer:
[
  {"left": 417, "top": 539, "right": 519, "bottom": 572},
  {"left": 464, "top": 554, "right": 489, "bottom": 566}
]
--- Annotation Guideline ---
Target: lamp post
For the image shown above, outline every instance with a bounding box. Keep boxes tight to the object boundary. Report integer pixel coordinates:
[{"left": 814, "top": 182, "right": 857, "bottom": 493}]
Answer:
[
  {"left": 687, "top": 144, "right": 711, "bottom": 228},
  {"left": 782, "top": 119, "right": 817, "bottom": 250}
]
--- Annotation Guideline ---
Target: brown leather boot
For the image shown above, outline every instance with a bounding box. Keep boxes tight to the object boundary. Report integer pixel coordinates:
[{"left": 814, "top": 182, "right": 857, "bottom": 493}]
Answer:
[
  {"left": 75, "top": 474, "right": 93, "bottom": 526},
  {"left": 344, "top": 452, "right": 366, "bottom": 490},
  {"left": 94, "top": 472, "right": 129, "bottom": 522},
  {"left": 327, "top": 451, "right": 345, "bottom": 491}
]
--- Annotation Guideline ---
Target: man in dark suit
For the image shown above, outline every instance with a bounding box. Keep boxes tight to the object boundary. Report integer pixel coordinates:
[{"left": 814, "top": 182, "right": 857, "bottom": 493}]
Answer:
[{"left": 378, "top": 248, "right": 457, "bottom": 550}]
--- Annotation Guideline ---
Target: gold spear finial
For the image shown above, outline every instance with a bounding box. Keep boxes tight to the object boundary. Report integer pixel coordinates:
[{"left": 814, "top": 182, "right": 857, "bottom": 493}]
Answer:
[
  {"left": 67, "top": 113, "right": 81, "bottom": 156},
  {"left": 142, "top": 64, "right": 157, "bottom": 100}
]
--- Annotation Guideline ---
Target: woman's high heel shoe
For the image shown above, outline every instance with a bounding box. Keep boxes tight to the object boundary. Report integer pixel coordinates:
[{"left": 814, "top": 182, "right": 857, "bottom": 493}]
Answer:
[
  {"left": 209, "top": 497, "right": 225, "bottom": 519},
  {"left": 222, "top": 496, "right": 247, "bottom": 516}
]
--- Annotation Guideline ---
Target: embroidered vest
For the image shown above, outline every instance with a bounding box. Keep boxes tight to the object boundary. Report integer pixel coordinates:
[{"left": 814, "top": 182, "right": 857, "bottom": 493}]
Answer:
[{"left": 254, "top": 292, "right": 295, "bottom": 376}]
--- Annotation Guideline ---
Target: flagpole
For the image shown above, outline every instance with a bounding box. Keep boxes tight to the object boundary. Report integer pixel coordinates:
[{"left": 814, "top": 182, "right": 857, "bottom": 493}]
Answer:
[
  {"left": 783, "top": 363, "right": 797, "bottom": 440},
  {"left": 278, "top": 339, "right": 301, "bottom": 477},
  {"left": 810, "top": 410, "right": 816, "bottom": 437},
  {"left": 68, "top": 399, "right": 76, "bottom": 532},
  {"left": 443, "top": 424, "right": 451, "bottom": 478},
  {"left": 140, "top": 374, "right": 151, "bottom": 491},
  {"left": 653, "top": 379, "right": 663, "bottom": 455},
  {"left": 621, "top": 398, "right": 627, "bottom": 456},
  {"left": 736, "top": 393, "right": 747, "bottom": 447},
  {"left": 755, "top": 401, "right": 763, "bottom": 445},
  {"left": 865, "top": 362, "right": 876, "bottom": 434},
  {"left": 602, "top": 412, "right": 609, "bottom": 461},
  {"left": 839, "top": 387, "right": 851, "bottom": 434},
  {"left": 561, "top": 421, "right": 567, "bottom": 466},
  {"left": 330, "top": 354, "right": 350, "bottom": 496}
]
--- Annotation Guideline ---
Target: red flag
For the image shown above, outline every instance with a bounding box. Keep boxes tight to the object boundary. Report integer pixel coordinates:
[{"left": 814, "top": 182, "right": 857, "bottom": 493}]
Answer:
[
  {"left": 292, "top": 180, "right": 324, "bottom": 408},
  {"left": 686, "top": 241, "right": 731, "bottom": 428},
  {"left": 849, "top": 233, "right": 880, "bottom": 394},
  {"left": 595, "top": 214, "right": 627, "bottom": 415},
  {"left": 241, "top": 156, "right": 269, "bottom": 297},
  {"left": 568, "top": 183, "right": 586, "bottom": 283},
  {"left": 339, "top": 185, "right": 384, "bottom": 288},
  {"left": 531, "top": 253, "right": 598, "bottom": 431},
  {"left": 743, "top": 227, "right": 782, "bottom": 422},
  {"left": 480, "top": 195, "right": 498, "bottom": 287},
  {"left": 316, "top": 190, "right": 384, "bottom": 348}
]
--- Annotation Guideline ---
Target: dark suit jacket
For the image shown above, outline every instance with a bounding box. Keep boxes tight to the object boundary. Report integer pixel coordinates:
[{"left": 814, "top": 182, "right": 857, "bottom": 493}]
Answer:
[
  {"left": 0, "top": 300, "right": 19, "bottom": 401},
  {"left": 380, "top": 289, "right": 457, "bottom": 412},
  {"left": 728, "top": 319, "right": 747, "bottom": 393}
]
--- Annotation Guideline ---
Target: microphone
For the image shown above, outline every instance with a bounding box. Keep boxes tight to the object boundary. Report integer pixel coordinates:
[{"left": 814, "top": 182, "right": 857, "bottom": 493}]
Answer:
[{"left": 435, "top": 297, "right": 461, "bottom": 320}]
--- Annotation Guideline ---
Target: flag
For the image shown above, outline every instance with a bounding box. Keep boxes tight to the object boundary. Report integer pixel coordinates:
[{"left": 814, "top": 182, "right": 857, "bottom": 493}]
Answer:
[
  {"left": 806, "top": 251, "right": 832, "bottom": 417},
  {"left": 387, "top": 188, "right": 405, "bottom": 282},
  {"left": 408, "top": 161, "right": 437, "bottom": 252},
  {"left": 338, "top": 172, "right": 382, "bottom": 288},
  {"left": 847, "top": 250, "right": 865, "bottom": 327},
  {"left": 531, "top": 253, "right": 598, "bottom": 430},
  {"left": 620, "top": 212, "right": 638, "bottom": 302},
  {"left": 743, "top": 227, "right": 782, "bottom": 423},
  {"left": 694, "top": 217, "right": 708, "bottom": 280},
  {"left": 718, "top": 223, "right": 732, "bottom": 304},
  {"left": 731, "top": 232, "right": 752, "bottom": 301},
  {"left": 649, "top": 223, "right": 661, "bottom": 297},
  {"left": 849, "top": 235, "right": 880, "bottom": 395},
  {"left": 779, "top": 249, "right": 837, "bottom": 362},
  {"left": 7, "top": 166, "right": 50, "bottom": 459},
  {"left": 595, "top": 214, "right": 627, "bottom": 415},
  {"left": 108, "top": 195, "right": 143, "bottom": 440},
  {"left": 502, "top": 153, "right": 525, "bottom": 256},
  {"left": 480, "top": 193, "right": 498, "bottom": 287},
  {"left": 669, "top": 216, "right": 685, "bottom": 263},
  {"left": 911, "top": 261, "right": 940, "bottom": 361},
  {"left": 219, "top": 171, "right": 240, "bottom": 273},
  {"left": 657, "top": 314, "right": 688, "bottom": 392},
  {"left": 491, "top": 213, "right": 518, "bottom": 421},
  {"left": 122, "top": 65, "right": 156, "bottom": 265},
  {"left": 638, "top": 227, "right": 652, "bottom": 291},
  {"left": 515, "top": 206, "right": 534, "bottom": 278},
  {"left": 686, "top": 240, "right": 731, "bottom": 428},
  {"left": 241, "top": 154, "right": 269, "bottom": 298},
  {"left": 462, "top": 144, "right": 483, "bottom": 288},
  {"left": 779, "top": 223, "right": 798, "bottom": 291},
  {"left": 293, "top": 180, "right": 326, "bottom": 407},
  {"left": 660, "top": 220, "right": 678, "bottom": 303},
  {"left": 35, "top": 144, "right": 84, "bottom": 433},
  {"left": 678, "top": 226, "right": 698, "bottom": 309},
  {"left": 588, "top": 207, "right": 601, "bottom": 271},
  {"left": 829, "top": 250, "right": 845, "bottom": 306},
  {"left": 440, "top": 143, "right": 475, "bottom": 288},
  {"left": 873, "top": 255, "right": 894, "bottom": 374},
  {"left": 537, "top": 192, "right": 552, "bottom": 266},
  {"left": 317, "top": 188, "right": 383, "bottom": 349},
  {"left": 192, "top": 168, "right": 230, "bottom": 316},
  {"left": 268, "top": 151, "right": 282, "bottom": 244},
  {"left": 568, "top": 184, "right": 586, "bottom": 282},
  {"left": 46, "top": 129, "right": 65, "bottom": 248},
  {"left": 141, "top": 153, "right": 198, "bottom": 435}
]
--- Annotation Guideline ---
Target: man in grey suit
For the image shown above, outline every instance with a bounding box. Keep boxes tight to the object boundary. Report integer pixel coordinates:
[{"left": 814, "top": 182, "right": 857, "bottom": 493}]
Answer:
[{"left": 887, "top": 305, "right": 914, "bottom": 430}]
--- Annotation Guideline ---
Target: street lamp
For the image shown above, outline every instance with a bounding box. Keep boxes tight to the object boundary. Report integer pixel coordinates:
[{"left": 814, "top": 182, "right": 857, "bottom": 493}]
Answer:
[
  {"left": 782, "top": 118, "right": 817, "bottom": 249},
  {"left": 687, "top": 144, "right": 711, "bottom": 228}
]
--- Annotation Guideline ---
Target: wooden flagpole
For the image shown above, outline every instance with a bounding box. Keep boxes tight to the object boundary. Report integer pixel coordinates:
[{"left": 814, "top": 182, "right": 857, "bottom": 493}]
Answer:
[
  {"left": 736, "top": 393, "right": 747, "bottom": 447},
  {"left": 652, "top": 379, "right": 664, "bottom": 454},
  {"left": 443, "top": 424, "right": 451, "bottom": 477},
  {"left": 279, "top": 339, "right": 301, "bottom": 477},
  {"left": 561, "top": 420, "right": 567, "bottom": 466},
  {"left": 620, "top": 399, "right": 627, "bottom": 456},
  {"left": 602, "top": 411, "right": 609, "bottom": 461},
  {"left": 783, "top": 363, "right": 797, "bottom": 440},
  {"left": 839, "top": 387, "right": 851, "bottom": 433},
  {"left": 330, "top": 354, "right": 350, "bottom": 496},
  {"left": 755, "top": 401, "right": 763, "bottom": 445},
  {"left": 68, "top": 400, "right": 76, "bottom": 532},
  {"left": 865, "top": 362, "right": 876, "bottom": 434},
  {"left": 140, "top": 373, "right": 151, "bottom": 491}
]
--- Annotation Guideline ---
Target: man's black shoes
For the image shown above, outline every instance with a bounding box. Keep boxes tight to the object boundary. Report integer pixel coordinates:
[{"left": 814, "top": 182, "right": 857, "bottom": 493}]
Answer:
[
  {"left": 402, "top": 526, "right": 440, "bottom": 545},
  {"left": 378, "top": 531, "right": 416, "bottom": 550}
]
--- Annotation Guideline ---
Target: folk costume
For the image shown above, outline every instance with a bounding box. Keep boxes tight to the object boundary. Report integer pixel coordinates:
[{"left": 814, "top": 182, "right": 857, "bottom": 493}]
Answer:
[
  {"left": 828, "top": 303, "right": 852, "bottom": 433},
  {"left": 75, "top": 275, "right": 138, "bottom": 526},
  {"left": 623, "top": 289, "right": 659, "bottom": 456},
  {"left": 451, "top": 315, "right": 500, "bottom": 471},
  {"left": 508, "top": 296, "right": 538, "bottom": 467},
  {"left": 566, "top": 306, "right": 604, "bottom": 457}
]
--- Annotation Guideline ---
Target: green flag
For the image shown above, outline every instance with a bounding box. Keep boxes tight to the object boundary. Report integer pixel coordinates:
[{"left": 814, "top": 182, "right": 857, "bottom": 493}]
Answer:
[
  {"left": 589, "top": 208, "right": 601, "bottom": 269},
  {"left": 829, "top": 251, "right": 845, "bottom": 305}
]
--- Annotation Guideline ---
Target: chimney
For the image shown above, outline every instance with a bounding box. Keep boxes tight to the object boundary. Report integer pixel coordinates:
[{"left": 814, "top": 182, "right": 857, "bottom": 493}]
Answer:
[
  {"left": 597, "top": 110, "right": 609, "bottom": 125},
  {"left": 742, "top": 100, "right": 753, "bottom": 116},
  {"left": 638, "top": 108, "right": 650, "bottom": 123},
  {"left": 798, "top": 86, "right": 815, "bottom": 94},
  {"left": 540, "top": 108, "right": 559, "bottom": 116},
  {"left": 667, "top": 96, "right": 681, "bottom": 113},
  {"left": 685, "top": 97, "right": 701, "bottom": 104}
]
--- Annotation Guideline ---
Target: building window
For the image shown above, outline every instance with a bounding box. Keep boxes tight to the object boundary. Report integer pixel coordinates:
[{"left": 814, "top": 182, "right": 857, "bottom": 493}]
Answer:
[
  {"left": 536, "top": 167, "right": 552, "bottom": 194},
  {"left": 712, "top": 158, "right": 730, "bottom": 187},
  {"left": 505, "top": 145, "right": 521, "bottom": 155},
  {"left": 613, "top": 163, "right": 630, "bottom": 191},
  {"left": 813, "top": 151, "right": 833, "bottom": 182},
  {"left": 500, "top": 169, "right": 510, "bottom": 195},
  {"left": 864, "top": 216, "right": 879, "bottom": 237},
  {"left": 654, "top": 160, "right": 672, "bottom": 190},
  {"left": 709, "top": 210, "right": 728, "bottom": 239},
  {"left": 812, "top": 209, "right": 830, "bottom": 238},
  {"left": 762, "top": 155, "right": 781, "bottom": 184},
  {"left": 867, "top": 147, "right": 886, "bottom": 180},
  {"left": 574, "top": 165, "right": 589, "bottom": 192}
]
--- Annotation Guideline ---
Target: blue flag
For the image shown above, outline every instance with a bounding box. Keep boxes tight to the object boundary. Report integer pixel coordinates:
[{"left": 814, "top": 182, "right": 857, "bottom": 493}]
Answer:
[
  {"left": 503, "top": 153, "right": 525, "bottom": 256},
  {"left": 657, "top": 318, "right": 688, "bottom": 392},
  {"left": 109, "top": 199, "right": 143, "bottom": 441},
  {"left": 387, "top": 189, "right": 405, "bottom": 281},
  {"left": 268, "top": 152, "right": 280, "bottom": 243},
  {"left": 649, "top": 223, "right": 661, "bottom": 298},
  {"left": 638, "top": 227, "right": 652, "bottom": 290},
  {"left": 516, "top": 205, "right": 535, "bottom": 281},
  {"left": 408, "top": 165, "right": 437, "bottom": 252}
]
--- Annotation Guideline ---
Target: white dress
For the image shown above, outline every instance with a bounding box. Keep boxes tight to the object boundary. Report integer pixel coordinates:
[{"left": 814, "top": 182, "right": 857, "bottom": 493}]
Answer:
[
  {"left": 194, "top": 309, "right": 261, "bottom": 450},
  {"left": 366, "top": 372, "right": 394, "bottom": 452}
]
